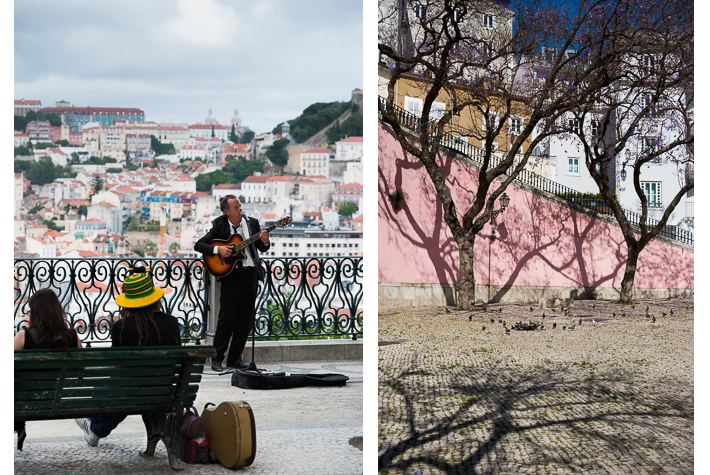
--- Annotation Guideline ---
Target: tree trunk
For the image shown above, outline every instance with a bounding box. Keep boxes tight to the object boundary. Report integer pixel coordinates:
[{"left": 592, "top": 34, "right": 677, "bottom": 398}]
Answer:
[
  {"left": 619, "top": 245, "right": 640, "bottom": 304},
  {"left": 456, "top": 238, "right": 476, "bottom": 309}
]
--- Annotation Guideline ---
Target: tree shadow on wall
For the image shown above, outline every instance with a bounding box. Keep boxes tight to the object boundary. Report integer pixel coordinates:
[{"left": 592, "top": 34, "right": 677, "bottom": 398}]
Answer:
[
  {"left": 378, "top": 357, "right": 693, "bottom": 474},
  {"left": 490, "top": 192, "right": 627, "bottom": 302},
  {"left": 379, "top": 129, "right": 470, "bottom": 304}
]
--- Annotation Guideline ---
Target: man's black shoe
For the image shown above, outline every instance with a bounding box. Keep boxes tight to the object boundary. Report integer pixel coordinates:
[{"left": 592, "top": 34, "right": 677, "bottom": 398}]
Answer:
[
  {"left": 234, "top": 359, "right": 250, "bottom": 370},
  {"left": 211, "top": 361, "right": 223, "bottom": 372}
]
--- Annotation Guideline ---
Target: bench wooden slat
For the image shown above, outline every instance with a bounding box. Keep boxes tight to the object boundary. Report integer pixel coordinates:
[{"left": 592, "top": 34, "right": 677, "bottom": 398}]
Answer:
[
  {"left": 15, "top": 365, "right": 205, "bottom": 382},
  {"left": 15, "top": 346, "right": 215, "bottom": 363}
]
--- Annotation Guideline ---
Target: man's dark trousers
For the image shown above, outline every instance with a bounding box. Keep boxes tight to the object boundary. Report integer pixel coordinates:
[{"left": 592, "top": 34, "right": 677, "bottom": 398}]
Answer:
[{"left": 214, "top": 266, "right": 257, "bottom": 366}]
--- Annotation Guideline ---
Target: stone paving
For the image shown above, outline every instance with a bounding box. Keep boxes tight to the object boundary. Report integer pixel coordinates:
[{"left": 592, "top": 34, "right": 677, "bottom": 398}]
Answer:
[
  {"left": 15, "top": 360, "right": 363, "bottom": 474},
  {"left": 378, "top": 298, "right": 693, "bottom": 475}
]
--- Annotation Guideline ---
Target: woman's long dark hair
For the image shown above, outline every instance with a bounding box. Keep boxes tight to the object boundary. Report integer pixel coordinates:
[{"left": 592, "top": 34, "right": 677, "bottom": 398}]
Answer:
[
  {"left": 27, "top": 288, "right": 75, "bottom": 350},
  {"left": 119, "top": 301, "right": 162, "bottom": 346}
]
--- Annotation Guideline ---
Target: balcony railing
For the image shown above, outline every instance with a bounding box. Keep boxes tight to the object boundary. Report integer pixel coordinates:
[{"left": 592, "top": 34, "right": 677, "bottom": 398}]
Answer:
[
  {"left": 379, "top": 96, "right": 693, "bottom": 246},
  {"left": 14, "top": 256, "right": 363, "bottom": 346}
]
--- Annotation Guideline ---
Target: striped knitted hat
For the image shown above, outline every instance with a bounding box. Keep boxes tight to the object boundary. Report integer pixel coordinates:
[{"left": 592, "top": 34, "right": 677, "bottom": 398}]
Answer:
[{"left": 115, "top": 272, "right": 165, "bottom": 308}]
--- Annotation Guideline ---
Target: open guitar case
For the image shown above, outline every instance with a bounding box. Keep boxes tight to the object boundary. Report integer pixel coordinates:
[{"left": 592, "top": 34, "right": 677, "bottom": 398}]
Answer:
[{"left": 221, "top": 242, "right": 349, "bottom": 390}]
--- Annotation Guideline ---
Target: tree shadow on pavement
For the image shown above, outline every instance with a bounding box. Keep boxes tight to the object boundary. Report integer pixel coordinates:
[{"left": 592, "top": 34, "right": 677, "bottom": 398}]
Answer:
[{"left": 379, "top": 358, "right": 692, "bottom": 474}]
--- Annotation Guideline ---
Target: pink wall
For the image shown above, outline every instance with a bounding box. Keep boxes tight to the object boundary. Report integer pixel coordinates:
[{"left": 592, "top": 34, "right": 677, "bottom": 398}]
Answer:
[{"left": 378, "top": 124, "right": 693, "bottom": 292}]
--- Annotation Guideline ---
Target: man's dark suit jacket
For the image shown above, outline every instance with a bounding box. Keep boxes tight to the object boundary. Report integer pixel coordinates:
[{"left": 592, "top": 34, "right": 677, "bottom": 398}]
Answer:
[{"left": 194, "top": 214, "right": 270, "bottom": 280}]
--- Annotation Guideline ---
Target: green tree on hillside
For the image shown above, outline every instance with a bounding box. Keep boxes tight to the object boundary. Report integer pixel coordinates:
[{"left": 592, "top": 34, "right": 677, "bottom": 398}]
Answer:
[
  {"left": 14, "top": 111, "right": 62, "bottom": 131},
  {"left": 338, "top": 202, "right": 358, "bottom": 217},
  {"left": 195, "top": 170, "right": 235, "bottom": 192},
  {"left": 265, "top": 138, "right": 290, "bottom": 167},
  {"left": 230, "top": 124, "right": 238, "bottom": 143},
  {"left": 275, "top": 101, "right": 351, "bottom": 143},
  {"left": 27, "top": 156, "right": 62, "bottom": 186},
  {"left": 14, "top": 146, "right": 31, "bottom": 157},
  {"left": 326, "top": 112, "right": 363, "bottom": 143},
  {"left": 223, "top": 156, "right": 264, "bottom": 182},
  {"left": 240, "top": 130, "right": 255, "bottom": 144},
  {"left": 150, "top": 136, "right": 175, "bottom": 156}
]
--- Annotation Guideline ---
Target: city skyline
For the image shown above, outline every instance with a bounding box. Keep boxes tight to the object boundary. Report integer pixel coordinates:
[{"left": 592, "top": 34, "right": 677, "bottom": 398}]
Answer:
[{"left": 14, "top": 0, "right": 363, "bottom": 134}]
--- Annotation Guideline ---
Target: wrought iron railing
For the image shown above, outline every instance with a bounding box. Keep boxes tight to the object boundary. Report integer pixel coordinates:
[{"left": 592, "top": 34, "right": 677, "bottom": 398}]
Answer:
[
  {"left": 379, "top": 96, "right": 694, "bottom": 246},
  {"left": 14, "top": 256, "right": 363, "bottom": 346}
]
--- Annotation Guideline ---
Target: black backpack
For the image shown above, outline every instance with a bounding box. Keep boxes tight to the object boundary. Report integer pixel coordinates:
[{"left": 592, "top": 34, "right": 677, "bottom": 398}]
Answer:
[{"left": 178, "top": 406, "right": 211, "bottom": 464}]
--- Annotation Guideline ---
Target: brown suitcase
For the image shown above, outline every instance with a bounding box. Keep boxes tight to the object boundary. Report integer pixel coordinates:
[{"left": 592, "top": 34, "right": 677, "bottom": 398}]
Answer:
[{"left": 201, "top": 401, "right": 257, "bottom": 468}]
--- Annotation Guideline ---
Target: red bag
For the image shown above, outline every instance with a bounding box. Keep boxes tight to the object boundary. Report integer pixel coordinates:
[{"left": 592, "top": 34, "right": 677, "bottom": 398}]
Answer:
[{"left": 178, "top": 406, "right": 210, "bottom": 464}]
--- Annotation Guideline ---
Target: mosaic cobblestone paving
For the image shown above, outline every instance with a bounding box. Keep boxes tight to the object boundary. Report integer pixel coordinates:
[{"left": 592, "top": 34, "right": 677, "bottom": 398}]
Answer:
[{"left": 378, "top": 299, "right": 693, "bottom": 475}]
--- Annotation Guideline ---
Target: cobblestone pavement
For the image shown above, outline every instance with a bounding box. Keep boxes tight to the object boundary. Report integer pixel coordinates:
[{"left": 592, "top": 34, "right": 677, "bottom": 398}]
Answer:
[
  {"left": 15, "top": 360, "right": 363, "bottom": 474},
  {"left": 378, "top": 299, "right": 693, "bottom": 475}
]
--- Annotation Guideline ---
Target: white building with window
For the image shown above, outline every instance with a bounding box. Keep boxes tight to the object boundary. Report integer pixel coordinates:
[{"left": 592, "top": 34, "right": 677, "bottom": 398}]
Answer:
[
  {"left": 335, "top": 137, "right": 363, "bottom": 160},
  {"left": 300, "top": 148, "right": 331, "bottom": 177}
]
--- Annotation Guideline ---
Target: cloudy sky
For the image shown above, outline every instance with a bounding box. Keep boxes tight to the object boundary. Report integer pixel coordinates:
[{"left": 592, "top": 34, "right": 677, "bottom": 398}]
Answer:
[{"left": 14, "top": 0, "right": 363, "bottom": 134}]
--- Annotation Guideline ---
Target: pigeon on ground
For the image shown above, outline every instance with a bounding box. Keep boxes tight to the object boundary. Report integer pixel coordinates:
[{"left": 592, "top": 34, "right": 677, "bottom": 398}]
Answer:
[
  {"left": 631, "top": 305, "right": 635, "bottom": 309},
  {"left": 592, "top": 303, "right": 596, "bottom": 309},
  {"left": 530, "top": 306, "right": 534, "bottom": 312},
  {"left": 622, "top": 312, "right": 626, "bottom": 317},
  {"left": 652, "top": 316, "right": 656, "bottom": 323},
  {"left": 613, "top": 312, "right": 616, "bottom": 317},
  {"left": 592, "top": 319, "right": 597, "bottom": 326},
  {"left": 553, "top": 322, "right": 557, "bottom": 329},
  {"left": 552, "top": 308, "right": 557, "bottom": 312},
  {"left": 500, "top": 308, "right": 503, "bottom": 313},
  {"left": 540, "top": 323, "right": 545, "bottom": 330},
  {"left": 469, "top": 315, "right": 472, "bottom": 322},
  {"left": 662, "top": 312, "right": 667, "bottom": 317},
  {"left": 569, "top": 324, "right": 575, "bottom": 330},
  {"left": 491, "top": 318, "right": 495, "bottom": 323},
  {"left": 482, "top": 325, "right": 486, "bottom": 331},
  {"left": 579, "top": 318, "right": 583, "bottom": 326},
  {"left": 498, "top": 317, "right": 502, "bottom": 324},
  {"left": 503, "top": 320, "right": 506, "bottom": 327},
  {"left": 505, "top": 327, "right": 511, "bottom": 335},
  {"left": 670, "top": 309, "right": 674, "bottom": 316},
  {"left": 542, "top": 313, "right": 546, "bottom": 319},
  {"left": 562, "top": 325, "right": 567, "bottom": 330},
  {"left": 646, "top": 306, "right": 650, "bottom": 314},
  {"left": 445, "top": 308, "right": 451, "bottom": 313}
]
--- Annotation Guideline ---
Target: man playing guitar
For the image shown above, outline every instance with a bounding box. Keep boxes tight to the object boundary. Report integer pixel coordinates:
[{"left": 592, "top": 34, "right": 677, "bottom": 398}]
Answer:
[{"left": 194, "top": 195, "right": 270, "bottom": 371}]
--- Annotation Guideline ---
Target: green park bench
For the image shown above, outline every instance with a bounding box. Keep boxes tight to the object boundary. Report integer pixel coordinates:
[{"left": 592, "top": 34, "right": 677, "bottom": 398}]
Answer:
[{"left": 15, "top": 345, "right": 216, "bottom": 471}]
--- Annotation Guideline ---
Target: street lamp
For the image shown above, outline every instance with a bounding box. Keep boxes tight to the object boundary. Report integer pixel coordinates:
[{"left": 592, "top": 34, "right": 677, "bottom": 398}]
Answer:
[{"left": 488, "top": 192, "right": 511, "bottom": 303}]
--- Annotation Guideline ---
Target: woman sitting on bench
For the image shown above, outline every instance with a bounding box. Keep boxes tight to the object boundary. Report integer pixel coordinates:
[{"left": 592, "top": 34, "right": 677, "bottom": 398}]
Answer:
[
  {"left": 15, "top": 288, "right": 82, "bottom": 449},
  {"left": 75, "top": 268, "right": 181, "bottom": 447},
  {"left": 14, "top": 288, "right": 82, "bottom": 351}
]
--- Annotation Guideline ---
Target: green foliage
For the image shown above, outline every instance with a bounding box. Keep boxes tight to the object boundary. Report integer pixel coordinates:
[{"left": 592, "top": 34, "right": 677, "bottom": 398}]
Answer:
[
  {"left": 126, "top": 217, "right": 140, "bottom": 231},
  {"left": 150, "top": 136, "right": 175, "bottom": 156},
  {"left": 555, "top": 191, "right": 617, "bottom": 201},
  {"left": 27, "top": 156, "right": 63, "bottom": 186},
  {"left": 238, "top": 195, "right": 246, "bottom": 202},
  {"left": 133, "top": 249, "right": 144, "bottom": 257},
  {"left": 195, "top": 170, "right": 235, "bottom": 192},
  {"left": 14, "top": 111, "right": 62, "bottom": 131},
  {"left": 338, "top": 202, "right": 358, "bottom": 217},
  {"left": 29, "top": 203, "right": 43, "bottom": 214},
  {"left": 230, "top": 124, "right": 238, "bottom": 143},
  {"left": 326, "top": 112, "right": 363, "bottom": 143},
  {"left": 145, "top": 223, "right": 160, "bottom": 232},
  {"left": 55, "top": 139, "right": 70, "bottom": 146},
  {"left": 240, "top": 129, "right": 255, "bottom": 144},
  {"left": 43, "top": 219, "right": 61, "bottom": 231},
  {"left": 278, "top": 101, "right": 351, "bottom": 143},
  {"left": 265, "top": 138, "right": 290, "bottom": 167},
  {"left": 14, "top": 146, "right": 31, "bottom": 156},
  {"left": 14, "top": 160, "right": 31, "bottom": 173},
  {"left": 389, "top": 190, "right": 404, "bottom": 211},
  {"left": 78, "top": 205, "right": 87, "bottom": 217},
  {"left": 87, "top": 156, "right": 117, "bottom": 165},
  {"left": 34, "top": 142, "right": 55, "bottom": 150},
  {"left": 107, "top": 167, "right": 123, "bottom": 173},
  {"left": 223, "top": 157, "right": 265, "bottom": 182}
]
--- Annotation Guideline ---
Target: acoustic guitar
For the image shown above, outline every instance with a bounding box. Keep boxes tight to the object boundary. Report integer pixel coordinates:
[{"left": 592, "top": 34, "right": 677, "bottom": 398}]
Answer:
[{"left": 203, "top": 216, "right": 292, "bottom": 277}]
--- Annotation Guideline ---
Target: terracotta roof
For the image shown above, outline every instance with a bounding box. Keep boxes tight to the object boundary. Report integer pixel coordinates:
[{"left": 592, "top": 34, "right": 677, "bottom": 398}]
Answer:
[
  {"left": 336, "top": 136, "right": 363, "bottom": 143},
  {"left": 243, "top": 176, "right": 269, "bottom": 183},
  {"left": 15, "top": 99, "right": 41, "bottom": 105},
  {"left": 303, "top": 148, "right": 330, "bottom": 154},
  {"left": 213, "top": 184, "right": 241, "bottom": 189},
  {"left": 266, "top": 176, "right": 291, "bottom": 182},
  {"left": 192, "top": 192, "right": 212, "bottom": 198}
]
